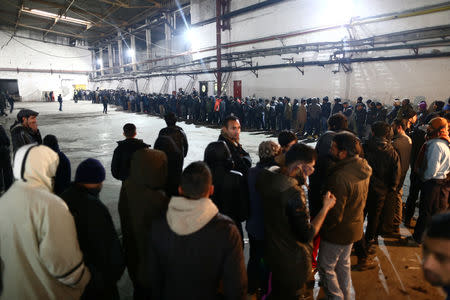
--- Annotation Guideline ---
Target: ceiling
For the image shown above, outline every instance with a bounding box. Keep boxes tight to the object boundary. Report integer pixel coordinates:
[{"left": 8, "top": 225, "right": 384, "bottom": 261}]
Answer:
[{"left": 0, "top": 0, "right": 190, "bottom": 46}]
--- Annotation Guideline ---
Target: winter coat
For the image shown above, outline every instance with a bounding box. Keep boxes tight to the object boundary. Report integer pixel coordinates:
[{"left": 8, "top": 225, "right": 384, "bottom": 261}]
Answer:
[
  {"left": 392, "top": 133, "right": 412, "bottom": 182},
  {"left": 321, "top": 156, "right": 372, "bottom": 244},
  {"left": 111, "top": 138, "right": 150, "bottom": 181},
  {"left": 118, "top": 148, "right": 169, "bottom": 287},
  {"left": 0, "top": 145, "right": 90, "bottom": 300},
  {"left": 321, "top": 102, "right": 331, "bottom": 119},
  {"left": 332, "top": 102, "right": 343, "bottom": 115},
  {"left": 363, "top": 137, "right": 402, "bottom": 194},
  {"left": 387, "top": 106, "right": 400, "bottom": 124},
  {"left": 43, "top": 136, "right": 71, "bottom": 195},
  {"left": 148, "top": 196, "right": 247, "bottom": 300},
  {"left": 10, "top": 123, "right": 42, "bottom": 152},
  {"left": 205, "top": 141, "right": 249, "bottom": 223},
  {"left": 154, "top": 135, "right": 183, "bottom": 197},
  {"left": 0, "top": 125, "right": 13, "bottom": 190},
  {"left": 308, "top": 100, "right": 322, "bottom": 119},
  {"left": 297, "top": 104, "right": 307, "bottom": 124},
  {"left": 218, "top": 134, "right": 252, "bottom": 176},
  {"left": 158, "top": 125, "right": 189, "bottom": 158},
  {"left": 256, "top": 166, "right": 315, "bottom": 278},
  {"left": 245, "top": 160, "right": 277, "bottom": 240},
  {"left": 61, "top": 184, "right": 125, "bottom": 300}
]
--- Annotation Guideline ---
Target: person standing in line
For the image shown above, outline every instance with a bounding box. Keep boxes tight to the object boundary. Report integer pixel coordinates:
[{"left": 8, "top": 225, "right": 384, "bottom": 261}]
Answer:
[
  {"left": 43, "top": 134, "right": 71, "bottom": 196},
  {"left": 10, "top": 108, "right": 42, "bottom": 152},
  {"left": 0, "top": 145, "right": 91, "bottom": 299},
  {"left": 319, "top": 132, "right": 372, "bottom": 300},
  {"left": 218, "top": 115, "right": 252, "bottom": 177},
  {"left": 61, "top": 158, "right": 125, "bottom": 300},
  {"left": 148, "top": 162, "right": 247, "bottom": 300},
  {"left": 257, "top": 143, "right": 336, "bottom": 299},
  {"left": 111, "top": 123, "right": 150, "bottom": 182}
]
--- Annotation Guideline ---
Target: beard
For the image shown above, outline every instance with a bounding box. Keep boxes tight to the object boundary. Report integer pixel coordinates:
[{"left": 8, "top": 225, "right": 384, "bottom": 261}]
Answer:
[{"left": 423, "top": 269, "right": 444, "bottom": 286}]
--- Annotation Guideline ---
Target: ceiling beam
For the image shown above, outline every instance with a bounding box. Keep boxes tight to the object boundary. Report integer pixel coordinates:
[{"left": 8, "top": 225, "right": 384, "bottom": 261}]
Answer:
[
  {"left": 43, "top": 0, "right": 76, "bottom": 38},
  {"left": 28, "top": 0, "right": 103, "bottom": 18},
  {"left": 14, "top": 0, "right": 24, "bottom": 33},
  {"left": 98, "top": 0, "right": 158, "bottom": 9},
  {"left": 146, "top": 0, "right": 161, "bottom": 8}
]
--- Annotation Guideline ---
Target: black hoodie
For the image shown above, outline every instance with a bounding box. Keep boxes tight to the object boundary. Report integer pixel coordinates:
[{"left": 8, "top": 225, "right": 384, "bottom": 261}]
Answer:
[{"left": 111, "top": 138, "right": 150, "bottom": 181}]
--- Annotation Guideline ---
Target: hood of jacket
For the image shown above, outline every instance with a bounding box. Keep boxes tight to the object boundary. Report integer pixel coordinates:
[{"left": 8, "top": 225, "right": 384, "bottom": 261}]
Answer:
[
  {"left": 166, "top": 196, "right": 219, "bottom": 235},
  {"left": 13, "top": 144, "right": 59, "bottom": 191},
  {"left": 365, "top": 136, "right": 392, "bottom": 152},
  {"left": 128, "top": 148, "right": 167, "bottom": 188},
  {"left": 328, "top": 156, "right": 372, "bottom": 182}
]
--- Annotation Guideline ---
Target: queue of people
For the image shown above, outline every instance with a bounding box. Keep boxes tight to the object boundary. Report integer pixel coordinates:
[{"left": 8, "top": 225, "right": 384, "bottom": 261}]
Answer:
[{"left": 0, "top": 89, "right": 449, "bottom": 300}]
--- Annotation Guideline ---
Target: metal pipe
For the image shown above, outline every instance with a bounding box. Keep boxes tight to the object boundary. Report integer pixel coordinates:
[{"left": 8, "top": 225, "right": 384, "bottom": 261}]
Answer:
[
  {"left": 91, "top": 52, "right": 450, "bottom": 81},
  {"left": 216, "top": 0, "right": 222, "bottom": 96},
  {"left": 0, "top": 67, "right": 90, "bottom": 74}
]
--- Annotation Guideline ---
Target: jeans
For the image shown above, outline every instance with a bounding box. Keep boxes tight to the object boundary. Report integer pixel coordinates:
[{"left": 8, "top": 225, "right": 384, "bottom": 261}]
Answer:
[{"left": 318, "top": 240, "right": 353, "bottom": 300}]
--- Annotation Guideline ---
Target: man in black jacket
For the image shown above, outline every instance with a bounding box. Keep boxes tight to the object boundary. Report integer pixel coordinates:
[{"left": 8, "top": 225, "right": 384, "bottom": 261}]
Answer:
[
  {"left": 61, "top": 158, "right": 125, "bottom": 300},
  {"left": 10, "top": 109, "right": 42, "bottom": 152},
  {"left": 218, "top": 115, "right": 252, "bottom": 177},
  {"left": 363, "top": 121, "right": 401, "bottom": 242},
  {"left": 158, "top": 112, "right": 188, "bottom": 158},
  {"left": 111, "top": 123, "right": 150, "bottom": 181},
  {"left": 0, "top": 124, "right": 13, "bottom": 192},
  {"left": 148, "top": 161, "right": 247, "bottom": 300}
]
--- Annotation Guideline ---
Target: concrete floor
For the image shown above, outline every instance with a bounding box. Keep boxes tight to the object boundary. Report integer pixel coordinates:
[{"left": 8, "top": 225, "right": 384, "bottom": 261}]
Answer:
[{"left": 1, "top": 101, "right": 445, "bottom": 300}]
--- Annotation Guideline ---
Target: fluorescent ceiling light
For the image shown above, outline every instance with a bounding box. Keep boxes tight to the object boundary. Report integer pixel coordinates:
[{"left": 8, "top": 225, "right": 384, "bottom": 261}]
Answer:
[
  {"left": 20, "top": 8, "right": 92, "bottom": 28},
  {"left": 126, "top": 49, "right": 135, "bottom": 57}
]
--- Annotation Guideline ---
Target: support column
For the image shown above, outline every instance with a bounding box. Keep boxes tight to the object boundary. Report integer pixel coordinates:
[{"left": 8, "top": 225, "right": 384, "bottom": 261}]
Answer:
[
  {"left": 99, "top": 47, "right": 104, "bottom": 76},
  {"left": 108, "top": 44, "right": 113, "bottom": 74},
  {"left": 216, "top": 0, "right": 222, "bottom": 96},
  {"left": 164, "top": 12, "right": 172, "bottom": 66},
  {"left": 130, "top": 28, "right": 137, "bottom": 72},
  {"left": 145, "top": 19, "right": 152, "bottom": 61},
  {"left": 117, "top": 31, "right": 124, "bottom": 73},
  {"left": 91, "top": 49, "right": 96, "bottom": 78}
]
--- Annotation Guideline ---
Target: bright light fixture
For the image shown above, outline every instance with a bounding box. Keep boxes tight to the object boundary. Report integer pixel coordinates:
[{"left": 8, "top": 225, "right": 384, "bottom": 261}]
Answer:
[
  {"left": 184, "top": 28, "right": 199, "bottom": 51},
  {"left": 20, "top": 7, "right": 92, "bottom": 28},
  {"left": 97, "top": 58, "right": 103, "bottom": 66},
  {"left": 323, "top": 0, "right": 354, "bottom": 25},
  {"left": 126, "top": 49, "right": 135, "bottom": 58}
]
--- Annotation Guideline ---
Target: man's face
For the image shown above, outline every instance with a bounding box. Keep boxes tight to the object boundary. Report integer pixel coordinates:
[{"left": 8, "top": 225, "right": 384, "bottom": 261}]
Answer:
[
  {"left": 283, "top": 140, "right": 297, "bottom": 153},
  {"left": 23, "top": 116, "right": 38, "bottom": 132},
  {"left": 422, "top": 237, "right": 450, "bottom": 286},
  {"left": 224, "top": 120, "right": 241, "bottom": 141},
  {"left": 289, "top": 160, "right": 315, "bottom": 182}
]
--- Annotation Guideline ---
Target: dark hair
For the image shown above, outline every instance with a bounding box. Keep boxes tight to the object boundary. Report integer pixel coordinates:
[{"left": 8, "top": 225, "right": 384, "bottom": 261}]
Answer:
[
  {"left": 393, "top": 118, "right": 409, "bottom": 131},
  {"left": 285, "top": 143, "right": 317, "bottom": 166},
  {"left": 43, "top": 134, "right": 60, "bottom": 153},
  {"left": 278, "top": 130, "right": 297, "bottom": 147},
  {"left": 371, "top": 121, "right": 391, "bottom": 138},
  {"left": 332, "top": 132, "right": 361, "bottom": 157},
  {"left": 328, "top": 113, "right": 348, "bottom": 131},
  {"left": 164, "top": 112, "right": 177, "bottom": 126},
  {"left": 222, "top": 115, "right": 239, "bottom": 128},
  {"left": 123, "top": 123, "right": 136, "bottom": 138},
  {"left": 426, "top": 212, "right": 450, "bottom": 239},
  {"left": 180, "top": 161, "right": 212, "bottom": 199}
]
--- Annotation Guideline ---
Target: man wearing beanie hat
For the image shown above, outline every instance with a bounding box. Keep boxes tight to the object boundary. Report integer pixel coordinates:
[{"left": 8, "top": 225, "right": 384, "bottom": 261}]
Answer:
[
  {"left": 10, "top": 108, "right": 42, "bottom": 152},
  {"left": 406, "top": 117, "right": 450, "bottom": 245},
  {"left": 61, "top": 158, "right": 125, "bottom": 299}
]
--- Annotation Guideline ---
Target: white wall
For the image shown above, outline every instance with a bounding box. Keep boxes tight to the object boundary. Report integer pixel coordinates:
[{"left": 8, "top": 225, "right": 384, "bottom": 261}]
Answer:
[
  {"left": 0, "top": 29, "right": 92, "bottom": 101},
  {"left": 93, "top": 0, "right": 450, "bottom": 103}
]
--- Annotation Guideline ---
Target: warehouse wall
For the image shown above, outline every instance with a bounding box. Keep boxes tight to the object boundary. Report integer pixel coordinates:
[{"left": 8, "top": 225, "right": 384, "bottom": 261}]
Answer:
[
  {"left": 92, "top": 0, "right": 450, "bottom": 104},
  {"left": 0, "top": 29, "right": 91, "bottom": 101}
]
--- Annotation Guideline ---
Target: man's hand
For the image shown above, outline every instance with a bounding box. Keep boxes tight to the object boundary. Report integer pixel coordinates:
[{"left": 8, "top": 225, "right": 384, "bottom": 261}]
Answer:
[{"left": 323, "top": 191, "right": 336, "bottom": 211}]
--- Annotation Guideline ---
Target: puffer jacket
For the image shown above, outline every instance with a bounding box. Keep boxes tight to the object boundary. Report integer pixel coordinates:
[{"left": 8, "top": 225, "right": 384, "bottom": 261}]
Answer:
[
  {"left": 0, "top": 145, "right": 90, "bottom": 300},
  {"left": 10, "top": 123, "right": 42, "bottom": 152},
  {"left": 321, "top": 156, "right": 372, "bottom": 245},
  {"left": 158, "top": 125, "right": 189, "bottom": 158},
  {"left": 118, "top": 148, "right": 169, "bottom": 287}
]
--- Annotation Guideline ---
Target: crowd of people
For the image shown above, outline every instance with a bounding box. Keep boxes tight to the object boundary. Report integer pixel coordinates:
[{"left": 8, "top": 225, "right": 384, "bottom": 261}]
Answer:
[{"left": 0, "top": 89, "right": 449, "bottom": 300}]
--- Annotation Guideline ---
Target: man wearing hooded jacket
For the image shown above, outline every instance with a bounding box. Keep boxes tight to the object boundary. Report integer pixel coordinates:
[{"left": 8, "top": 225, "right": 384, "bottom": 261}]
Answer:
[{"left": 0, "top": 144, "right": 90, "bottom": 299}]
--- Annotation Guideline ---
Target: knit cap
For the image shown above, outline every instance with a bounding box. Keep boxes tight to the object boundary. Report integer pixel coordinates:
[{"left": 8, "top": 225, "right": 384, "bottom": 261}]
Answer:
[{"left": 75, "top": 158, "right": 106, "bottom": 183}]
